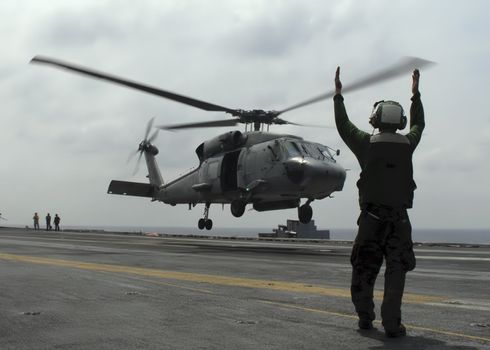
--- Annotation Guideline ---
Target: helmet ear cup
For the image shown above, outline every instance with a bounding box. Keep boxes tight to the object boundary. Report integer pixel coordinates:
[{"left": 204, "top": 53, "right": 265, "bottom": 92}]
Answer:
[
  {"left": 399, "top": 115, "right": 407, "bottom": 130},
  {"left": 369, "top": 111, "right": 380, "bottom": 128},
  {"left": 369, "top": 100, "right": 384, "bottom": 128}
]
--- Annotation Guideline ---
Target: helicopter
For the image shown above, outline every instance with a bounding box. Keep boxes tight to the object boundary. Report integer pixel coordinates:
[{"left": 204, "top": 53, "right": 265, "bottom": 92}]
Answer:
[{"left": 31, "top": 56, "right": 433, "bottom": 230}]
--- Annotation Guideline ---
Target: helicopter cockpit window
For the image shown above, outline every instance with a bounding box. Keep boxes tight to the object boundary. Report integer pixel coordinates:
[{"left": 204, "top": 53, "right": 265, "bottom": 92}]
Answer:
[
  {"left": 284, "top": 142, "right": 302, "bottom": 157},
  {"left": 301, "top": 143, "right": 323, "bottom": 160},
  {"left": 321, "top": 148, "right": 334, "bottom": 160},
  {"left": 301, "top": 143, "right": 310, "bottom": 156},
  {"left": 267, "top": 142, "right": 282, "bottom": 161}
]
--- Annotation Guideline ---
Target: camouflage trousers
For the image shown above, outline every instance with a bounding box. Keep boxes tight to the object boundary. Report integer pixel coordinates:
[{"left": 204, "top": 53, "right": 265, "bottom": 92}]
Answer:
[{"left": 350, "top": 205, "right": 416, "bottom": 329}]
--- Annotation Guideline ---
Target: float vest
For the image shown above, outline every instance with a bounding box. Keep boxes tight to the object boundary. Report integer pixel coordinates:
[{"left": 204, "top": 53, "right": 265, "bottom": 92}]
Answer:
[{"left": 357, "top": 133, "right": 416, "bottom": 208}]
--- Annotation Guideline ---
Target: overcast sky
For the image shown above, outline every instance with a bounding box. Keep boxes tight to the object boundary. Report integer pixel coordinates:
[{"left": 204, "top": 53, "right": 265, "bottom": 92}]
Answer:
[{"left": 1, "top": 0, "right": 489, "bottom": 230}]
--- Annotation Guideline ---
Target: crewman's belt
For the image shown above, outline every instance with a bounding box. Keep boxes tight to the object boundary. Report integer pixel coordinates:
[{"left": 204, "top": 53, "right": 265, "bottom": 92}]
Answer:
[{"left": 363, "top": 204, "right": 406, "bottom": 222}]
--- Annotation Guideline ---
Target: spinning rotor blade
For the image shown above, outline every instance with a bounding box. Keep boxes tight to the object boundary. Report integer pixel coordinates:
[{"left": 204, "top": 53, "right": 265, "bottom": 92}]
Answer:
[
  {"left": 279, "top": 119, "right": 336, "bottom": 129},
  {"left": 31, "top": 55, "right": 435, "bottom": 130},
  {"left": 129, "top": 117, "right": 160, "bottom": 175},
  {"left": 144, "top": 117, "right": 155, "bottom": 141},
  {"left": 148, "top": 129, "right": 159, "bottom": 143},
  {"left": 132, "top": 152, "right": 144, "bottom": 176},
  {"left": 156, "top": 118, "right": 240, "bottom": 130},
  {"left": 278, "top": 56, "right": 435, "bottom": 115},
  {"left": 127, "top": 148, "right": 140, "bottom": 164},
  {"left": 31, "top": 56, "right": 237, "bottom": 114}
]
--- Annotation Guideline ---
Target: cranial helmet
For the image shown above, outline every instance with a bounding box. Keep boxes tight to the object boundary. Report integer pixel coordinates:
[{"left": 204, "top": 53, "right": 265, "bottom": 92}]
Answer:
[{"left": 369, "top": 100, "right": 407, "bottom": 130}]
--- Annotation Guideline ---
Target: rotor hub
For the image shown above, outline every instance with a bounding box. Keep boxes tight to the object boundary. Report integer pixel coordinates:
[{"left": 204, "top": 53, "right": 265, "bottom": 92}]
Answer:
[{"left": 138, "top": 141, "right": 159, "bottom": 155}]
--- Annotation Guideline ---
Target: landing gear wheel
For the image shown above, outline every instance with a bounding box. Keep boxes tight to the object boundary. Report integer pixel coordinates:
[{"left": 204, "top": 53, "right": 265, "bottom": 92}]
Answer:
[
  {"left": 298, "top": 204, "right": 313, "bottom": 224},
  {"left": 198, "top": 218, "right": 206, "bottom": 230},
  {"left": 198, "top": 202, "right": 212, "bottom": 230},
  {"left": 230, "top": 200, "right": 246, "bottom": 217}
]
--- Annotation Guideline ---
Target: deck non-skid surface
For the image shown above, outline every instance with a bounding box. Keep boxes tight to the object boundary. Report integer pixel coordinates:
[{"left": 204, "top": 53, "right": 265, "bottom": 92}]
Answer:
[{"left": 0, "top": 228, "right": 489, "bottom": 349}]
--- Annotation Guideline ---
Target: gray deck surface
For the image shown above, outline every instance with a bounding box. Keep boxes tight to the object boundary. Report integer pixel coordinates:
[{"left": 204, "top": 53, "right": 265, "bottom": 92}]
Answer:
[{"left": 0, "top": 228, "right": 489, "bottom": 349}]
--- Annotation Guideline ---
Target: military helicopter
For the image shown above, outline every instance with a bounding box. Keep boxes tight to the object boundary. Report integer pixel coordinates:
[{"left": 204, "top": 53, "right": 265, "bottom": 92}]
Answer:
[{"left": 31, "top": 56, "right": 432, "bottom": 230}]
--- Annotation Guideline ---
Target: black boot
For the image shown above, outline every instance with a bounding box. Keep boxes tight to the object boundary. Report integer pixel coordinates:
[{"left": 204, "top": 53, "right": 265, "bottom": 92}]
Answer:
[
  {"left": 358, "top": 318, "right": 373, "bottom": 330},
  {"left": 385, "top": 323, "right": 406, "bottom": 338}
]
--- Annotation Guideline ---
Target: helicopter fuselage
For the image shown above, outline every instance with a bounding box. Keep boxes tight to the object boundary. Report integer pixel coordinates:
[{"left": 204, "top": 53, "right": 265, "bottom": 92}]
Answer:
[
  {"left": 108, "top": 130, "right": 346, "bottom": 228},
  {"left": 154, "top": 131, "right": 345, "bottom": 207}
]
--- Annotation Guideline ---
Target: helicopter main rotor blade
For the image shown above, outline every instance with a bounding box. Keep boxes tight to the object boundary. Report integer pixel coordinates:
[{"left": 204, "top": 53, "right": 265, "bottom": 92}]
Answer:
[
  {"left": 31, "top": 56, "right": 237, "bottom": 114},
  {"left": 278, "top": 56, "right": 435, "bottom": 115},
  {"left": 156, "top": 118, "right": 240, "bottom": 130},
  {"left": 279, "top": 119, "right": 336, "bottom": 129}
]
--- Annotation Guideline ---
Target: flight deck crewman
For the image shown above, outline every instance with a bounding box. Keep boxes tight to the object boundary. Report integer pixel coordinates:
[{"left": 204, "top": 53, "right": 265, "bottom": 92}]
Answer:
[
  {"left": 54, "top": 214, "right": 61, "bottom": 231},
  {"left": 333, "top": 67, "right": 424, "bottom": 338},
  {"left": 33, "top": 212, "right": 40, "bottom": 230},
  {"left": 46, "top": 213, "right": 52, "bottom": 231}
]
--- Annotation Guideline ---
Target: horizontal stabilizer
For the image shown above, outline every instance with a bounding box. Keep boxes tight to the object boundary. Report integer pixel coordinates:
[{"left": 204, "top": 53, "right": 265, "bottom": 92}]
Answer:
[{"left": 107, "top": 180, "right": 155, "bottom": 198}]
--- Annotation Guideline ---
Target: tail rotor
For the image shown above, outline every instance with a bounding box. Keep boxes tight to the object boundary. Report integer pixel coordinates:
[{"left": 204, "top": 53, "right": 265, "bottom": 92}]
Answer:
[{"left": 128, "top": 117, "right": 159, "bottom": 176}]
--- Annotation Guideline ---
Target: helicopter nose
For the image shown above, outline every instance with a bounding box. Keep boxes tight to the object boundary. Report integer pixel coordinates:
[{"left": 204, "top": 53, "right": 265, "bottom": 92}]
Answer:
[
  {"left": 302, "top": 160, "right": 346, "bottom": 191},
  {"left": 283, "top": 157, "right": 306, "bottom": 184},
  {"left": 283, "top": 158, "right": 346, "bottom": 191}
]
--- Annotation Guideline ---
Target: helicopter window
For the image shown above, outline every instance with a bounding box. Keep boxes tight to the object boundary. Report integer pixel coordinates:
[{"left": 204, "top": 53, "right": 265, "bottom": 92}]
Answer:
[
  {"left": 301, "top": 144, "right": 310, "bottom": 156},
  {"left": 267, "top": 144, "right": 280, "bottom": 160},
  {"left": 207, "top": 161, "right": 219, "bottom": 177},
  {"left": 301, "top": 143, "right": 323, "bottom": 160},
  {"left": 284, "top": 142, "right": 302, "bottom": 157},
  {"left": 321, "top": 148, "right": 334, "bottom": 160}
]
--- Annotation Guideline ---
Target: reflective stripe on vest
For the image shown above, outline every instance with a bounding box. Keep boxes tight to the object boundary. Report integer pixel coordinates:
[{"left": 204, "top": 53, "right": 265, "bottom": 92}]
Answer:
[{"left": 369, "top": 133, "right": 410, "bottom": 144}]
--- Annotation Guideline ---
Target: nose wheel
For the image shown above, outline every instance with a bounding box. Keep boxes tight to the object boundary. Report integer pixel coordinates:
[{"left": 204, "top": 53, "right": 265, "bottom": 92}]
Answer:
[
  {"left": 198, "top": 202, "right": 213, "bottom": 230},
  {"left": 298, "top": 200, "right": 313, "bottom": 224}
]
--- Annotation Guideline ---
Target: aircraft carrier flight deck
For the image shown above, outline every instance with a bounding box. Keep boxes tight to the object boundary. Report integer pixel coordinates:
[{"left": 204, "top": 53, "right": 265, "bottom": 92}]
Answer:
[{"left": 0, "top": 227, "right": 489, "bottom": 349}]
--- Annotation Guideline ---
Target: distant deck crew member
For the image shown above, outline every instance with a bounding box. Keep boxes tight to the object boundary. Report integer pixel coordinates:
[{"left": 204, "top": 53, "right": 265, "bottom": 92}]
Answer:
[
  {"left": 46, "top": 213, "right": 52, "bottom": 231},
  {"left": 54, "top": 214, "right": 61, "bottom": 231},
  {"left": 333, "top": 67, "right": 424, "bottom": 337},
  {"left": 33, "top": 212, "right": 40, "bottom": 230}
]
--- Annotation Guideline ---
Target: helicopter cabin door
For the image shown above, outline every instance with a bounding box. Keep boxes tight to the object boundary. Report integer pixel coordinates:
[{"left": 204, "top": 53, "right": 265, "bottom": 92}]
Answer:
[{"left": 220, "top": 150, "right": 241, "bottom": 192}]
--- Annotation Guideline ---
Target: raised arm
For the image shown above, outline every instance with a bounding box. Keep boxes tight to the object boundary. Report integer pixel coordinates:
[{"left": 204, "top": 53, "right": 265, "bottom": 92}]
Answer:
[
  {"left": 406, "top": 69, "right": 425, "bottom": 149},
  {"left": 333, "top": 67, "right": 370, "bottom": 158}
]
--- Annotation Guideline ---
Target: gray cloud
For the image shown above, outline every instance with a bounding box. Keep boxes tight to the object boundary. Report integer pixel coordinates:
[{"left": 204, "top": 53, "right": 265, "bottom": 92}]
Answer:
[
  {"left": 223, "top": 4, "right": 327, "bottom": 57},
  {"left": 37, "top": 10, "right": 125, "bottom": 47}
]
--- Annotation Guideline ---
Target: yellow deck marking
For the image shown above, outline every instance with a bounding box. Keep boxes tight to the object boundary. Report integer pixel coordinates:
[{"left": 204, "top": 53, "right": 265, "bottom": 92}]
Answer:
[
  {"left": 4, "top": 252, "right": 487, "bottom": 342},
  {"left": 0, "top": 252, "right": 443, "bottom": 304},
  {"left": 260, "top": 301, "right": 490, "bottom": 343}
]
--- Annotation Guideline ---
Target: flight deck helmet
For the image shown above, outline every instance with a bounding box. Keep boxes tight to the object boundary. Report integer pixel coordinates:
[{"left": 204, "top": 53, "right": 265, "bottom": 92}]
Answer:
[{"left": 369, "top": 100, "right": 407, "bottom": 130}]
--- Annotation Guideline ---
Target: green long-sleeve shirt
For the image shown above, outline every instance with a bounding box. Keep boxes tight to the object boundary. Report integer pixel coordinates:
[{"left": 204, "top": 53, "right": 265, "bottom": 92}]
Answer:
[
  {"left": 333, "top": 93, "right": 425, "bottom": 208},
  {"left": 333, "top": 92, "right": 425, "bottom": 169}
]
